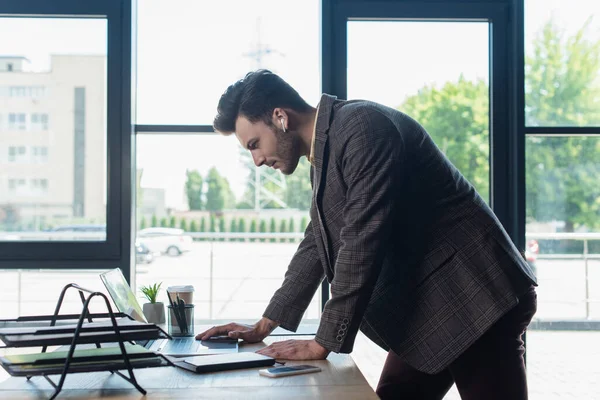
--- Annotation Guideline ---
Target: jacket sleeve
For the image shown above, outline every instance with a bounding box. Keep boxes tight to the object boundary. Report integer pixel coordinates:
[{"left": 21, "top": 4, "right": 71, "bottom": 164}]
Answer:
[
  {"left": 314, "top": 109, "right": 404, "bottom": 353},
  {"left": 262, "top": 219, "right": 325, "bottom": 332}
]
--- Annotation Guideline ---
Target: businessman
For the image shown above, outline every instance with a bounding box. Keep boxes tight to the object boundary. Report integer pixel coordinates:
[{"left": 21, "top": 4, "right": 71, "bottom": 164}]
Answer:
[{"left": 197, "top": 70, "right": 537, "bottom": 400}]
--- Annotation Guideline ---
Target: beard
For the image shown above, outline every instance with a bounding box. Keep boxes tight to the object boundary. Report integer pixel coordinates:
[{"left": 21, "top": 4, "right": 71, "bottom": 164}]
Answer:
[{"left": 273, "top": 125, "right": 302, "bottom": 175}]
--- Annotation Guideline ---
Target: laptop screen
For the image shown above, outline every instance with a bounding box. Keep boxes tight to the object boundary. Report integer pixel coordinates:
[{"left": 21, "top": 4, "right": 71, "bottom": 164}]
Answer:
[{"left": 99, "top": 268, "right": 147, "bottom": 323}]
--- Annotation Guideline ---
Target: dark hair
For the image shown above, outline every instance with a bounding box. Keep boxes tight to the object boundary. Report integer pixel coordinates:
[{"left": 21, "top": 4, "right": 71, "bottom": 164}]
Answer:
[{"left": 213, "top": 69, "right": 312, "bottom": 135}]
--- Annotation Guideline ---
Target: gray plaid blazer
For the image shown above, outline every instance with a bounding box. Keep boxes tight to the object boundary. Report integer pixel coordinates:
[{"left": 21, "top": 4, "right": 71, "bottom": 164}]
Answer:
[{"left": 263, "top": 94, "right": 537, "bottom": 374}]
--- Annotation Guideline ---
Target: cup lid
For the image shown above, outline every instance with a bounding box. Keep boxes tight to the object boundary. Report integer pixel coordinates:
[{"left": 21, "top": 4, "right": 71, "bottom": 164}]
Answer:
[{"left": 167, "top": 285, "right": 195, "bottom": 292}]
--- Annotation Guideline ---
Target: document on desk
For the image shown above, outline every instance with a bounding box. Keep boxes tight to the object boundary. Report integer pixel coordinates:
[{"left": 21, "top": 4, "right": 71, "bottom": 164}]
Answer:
[{"left": 172, "top": 352, "right": 275, "bottom": 373}]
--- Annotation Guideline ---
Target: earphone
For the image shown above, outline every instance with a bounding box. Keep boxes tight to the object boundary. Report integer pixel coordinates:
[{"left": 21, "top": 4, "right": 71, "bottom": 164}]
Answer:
[{"left": 280, "top": 118, "right": 286, "bottom": 133}]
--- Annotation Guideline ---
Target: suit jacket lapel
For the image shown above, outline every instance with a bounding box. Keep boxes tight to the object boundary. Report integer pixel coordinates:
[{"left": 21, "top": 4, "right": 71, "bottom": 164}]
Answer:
[{"left": 311, "top": 94, "right": 337, "bottom": 280}]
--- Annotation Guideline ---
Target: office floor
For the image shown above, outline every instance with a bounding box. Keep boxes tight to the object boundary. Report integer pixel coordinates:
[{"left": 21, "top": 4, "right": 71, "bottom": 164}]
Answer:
[{"left": 350, "top": 330, "right": 600, "bottom": 400}]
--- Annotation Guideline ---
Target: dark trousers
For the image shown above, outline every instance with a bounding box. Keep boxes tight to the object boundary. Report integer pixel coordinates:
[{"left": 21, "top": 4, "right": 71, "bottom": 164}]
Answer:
[{"left": 376, "top": 286, "right": 537, "bottom": 400}]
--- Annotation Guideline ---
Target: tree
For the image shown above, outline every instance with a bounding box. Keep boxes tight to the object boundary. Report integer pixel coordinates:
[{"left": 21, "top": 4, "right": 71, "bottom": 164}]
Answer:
[
  {"left": 524, "top": 19, "right": 600, "bottom": 231},
  {"left": 219, "top": 218, "right": 226, "bottom": 241},
  {"left": 185, "top": 169, "right": 204, "bottom": 210},
  {"left": 238, "top": 218, "right": 246, "bottom": 242},
  {"left": 190, "top": 220, "right": 198, "bottom": 232},
  {"left": 279, "top": 219, "right": 288, "bottom": 243},
  {"left": 151, "top": 214, "right": 158, "bottom": 227},
  {"left": 200, "top": 217, "right": 207, "bottom": 241},
  {"left": 284, "top": 158, "right": 313, "bottom": 210},
  {"left": 169, "top": 216, "right": 177, "bottom": 228},
  {"left": 209, "top": 214, "right": 216, "bottom": 233},
  {"left": 160, "top": 217, "right": 168, "bottom": 227},
  {"left": 139, "top": 216, "right": 147, "bottom": 230},
  {"left": 300, "top": 216, "right": 308, "bottom": 231},
  {"left": 288, "top": 217, "right": 296, "bottom": 243},
  {"left": 179, "top": 218, "right": 188, "bottom": 232},
  {"left": 230, "top": 218, "right": 238, "bottom": 242},
  {"left": 269, "top": 217, "right": 277, "bottom": 242},
  {"left": 259, "top": 219, "right": 267, "bottom": 242},
  {"left": 249, "top": 219, "right": 257, "bottom": 242},
  {"left": 400, "top": 75, "right": 490, "bottom": 202},
  {"left": 205, "top": 167, "right": 235, "bottom": 212}
]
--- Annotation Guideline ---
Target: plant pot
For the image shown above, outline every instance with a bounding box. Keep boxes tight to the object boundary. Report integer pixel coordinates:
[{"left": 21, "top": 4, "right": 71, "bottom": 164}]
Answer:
[{"left": 143, "top": 302, "right": 165, "bottom": 324}]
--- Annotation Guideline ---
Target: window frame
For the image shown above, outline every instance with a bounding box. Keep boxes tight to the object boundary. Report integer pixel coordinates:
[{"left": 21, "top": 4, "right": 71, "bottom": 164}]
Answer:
[{"left": 0, "top": 0, "right": 133, "bottom": 276}]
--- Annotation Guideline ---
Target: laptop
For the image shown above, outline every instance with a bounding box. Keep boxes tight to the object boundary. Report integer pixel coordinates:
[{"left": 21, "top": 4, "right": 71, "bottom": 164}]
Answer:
[{"left": 99, "top": 268, "right": 238, "bottom": 357}]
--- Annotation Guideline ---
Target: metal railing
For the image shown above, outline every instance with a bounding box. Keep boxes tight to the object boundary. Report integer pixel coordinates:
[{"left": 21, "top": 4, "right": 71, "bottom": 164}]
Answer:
[
  {"left": 527, "top": 232, "right": 600, "bottom": 320},
  {"left": 2, "top": 231, "right": 599, "bottom": 321}
]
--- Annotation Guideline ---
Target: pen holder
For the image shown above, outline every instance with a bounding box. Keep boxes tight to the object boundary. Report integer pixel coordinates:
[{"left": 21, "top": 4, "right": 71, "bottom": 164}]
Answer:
[{"left": 167, "top": 304, "right": 194, "bottom": 337}]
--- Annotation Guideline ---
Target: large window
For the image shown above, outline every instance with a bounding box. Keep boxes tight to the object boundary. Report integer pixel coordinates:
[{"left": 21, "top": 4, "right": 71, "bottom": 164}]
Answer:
[
  {"left": 525, "top": 0, "right": 600, "bottom": 127},
  {"left": 525, "top": 0, "right": 600, "bottom": 398},
  {"left": 134, "top": 0, "right": 321, "bottom": 322},
  {"left": 347, "top": 20, "right": 490, "bottom": 202},
  {"left": 134, "top": 135, "right": 319, "bottom": 320},
  {"left": 136, "top": 0, "right": 321, "bottom": 125},
  {"left": 0, "top": 1, "right": 132, "bottom": 274},
  {"left": 0, "top": 17, "right": 107, "bottom": 241}
]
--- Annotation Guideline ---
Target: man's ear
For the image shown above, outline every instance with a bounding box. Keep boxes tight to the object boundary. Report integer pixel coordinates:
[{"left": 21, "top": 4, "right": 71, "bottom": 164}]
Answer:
[{"left": 272, "top": 108, "right": 288, "bottom": 131}]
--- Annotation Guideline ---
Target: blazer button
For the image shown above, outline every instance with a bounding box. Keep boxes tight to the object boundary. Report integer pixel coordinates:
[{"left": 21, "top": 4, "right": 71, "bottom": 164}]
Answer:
[
  {"left": 338, "top": 329, "right": 345, "bottom": 336},
  {"left": 340, "top": 323, "right": 347, "bottom": 330},
  {"left": 343, "top": 318, "right": 349, "bottom": 324},
  {"left": 336, "top": 335, "right": 343, "bottom": 342}
]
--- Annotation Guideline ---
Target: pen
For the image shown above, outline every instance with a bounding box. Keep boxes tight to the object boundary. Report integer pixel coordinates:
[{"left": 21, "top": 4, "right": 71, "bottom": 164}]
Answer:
[{"left": 167, "top": 290, "right": 184, "bottom": 334}]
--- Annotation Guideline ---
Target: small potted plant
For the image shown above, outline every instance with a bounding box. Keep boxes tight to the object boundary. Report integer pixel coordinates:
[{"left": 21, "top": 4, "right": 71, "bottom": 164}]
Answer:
[{"left": 140, "top": 282, "right": 165, "bottom": 324}]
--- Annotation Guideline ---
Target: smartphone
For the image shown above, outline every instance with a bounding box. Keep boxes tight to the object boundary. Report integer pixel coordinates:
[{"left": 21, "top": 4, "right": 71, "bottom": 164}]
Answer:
[
  {"left": 259, "top": 364, "right": 321, "bottom": 378},
  {"left": 204, "top": 335, "right": 238, "bottom": 343}
]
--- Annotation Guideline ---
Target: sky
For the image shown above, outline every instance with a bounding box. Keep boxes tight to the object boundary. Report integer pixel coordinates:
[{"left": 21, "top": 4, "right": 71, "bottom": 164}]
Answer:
[{"left": 1, "top": 0, "right": 599, "bottom": 209}]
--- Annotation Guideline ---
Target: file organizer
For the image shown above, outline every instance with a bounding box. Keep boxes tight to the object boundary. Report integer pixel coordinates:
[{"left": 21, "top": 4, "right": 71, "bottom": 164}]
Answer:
[{"left": 0, "top": 283, "right": 174, "bottom": 399}]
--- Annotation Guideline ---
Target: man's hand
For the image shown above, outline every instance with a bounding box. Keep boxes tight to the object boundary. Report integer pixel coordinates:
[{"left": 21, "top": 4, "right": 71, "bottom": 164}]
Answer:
[
  {"left": 256, "top": 339, "right": 330, "bottom": 360},
  {"left": 195, "top": 317, "right": 279, "bottom": 343}
]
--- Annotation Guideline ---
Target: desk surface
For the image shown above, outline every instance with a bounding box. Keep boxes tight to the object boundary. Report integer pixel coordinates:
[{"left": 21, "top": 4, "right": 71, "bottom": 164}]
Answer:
[{"left": 0, "top": 335, "right": 377, "bottom": 399}]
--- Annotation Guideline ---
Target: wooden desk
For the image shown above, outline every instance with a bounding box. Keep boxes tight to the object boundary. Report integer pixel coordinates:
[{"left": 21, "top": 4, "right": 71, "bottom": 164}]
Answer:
[{"left": 0, "top": 335, "right": 378, "bottom": 399}]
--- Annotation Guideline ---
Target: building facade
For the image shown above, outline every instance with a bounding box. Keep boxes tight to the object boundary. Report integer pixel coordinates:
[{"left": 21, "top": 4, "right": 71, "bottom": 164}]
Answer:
[{"left": 0, "top": 55, "right": 106, "bottom": 230}]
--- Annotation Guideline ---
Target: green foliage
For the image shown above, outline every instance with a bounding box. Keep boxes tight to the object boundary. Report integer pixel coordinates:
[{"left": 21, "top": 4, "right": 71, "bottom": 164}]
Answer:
[
  {"left": 179, "top": 218, "right": 188, "bottom": 232},
  {"left": 259, "top": 219, "right": 267, "bottom": 242},
  {"left": 205, "top": 167, "right": 235, "bottom": 212},
  {"left": 219, "top": 217, "right": 226, "bottom": 241},
  {"left": 200, "top": 217, "right": 207, "bottom": 241},
  {"left": 189, "top": 220, "right": 198, "bottom": 232},
  {"left": 169, "top": 216, "right": 177, "bottom": 228},
  {"left": 151, "top": 214, "right": 158, "bottom": 227},
  {"left": 230, "top": 218, "right": 238, "bottom": 242},
  {"left": 185, "top": 169, "right": 204, "bottom": 210},
  {"left": 398, "top": 18, "right": 600, "bottom": 232},
  {"left": 524, "top": 20, "right": 600, "bottom": 230},
  {"left": 238, "top": 218, "right": 246, "bottom": 242},
  {"left": 140, "top": 282, "right": 162, "bottom": 304},
  {"left": 139, "top": 216, "right": 147, "bottom": 230},
  {"left": 288, "top": 217, "right": 296, "bottom": 242},
  {"left": 279, "top": 219, "right": 288, "bottom": 242},
  {"left": 249, "top": 219, "right": 257, "bottom": 242},
  {"left": 284, "top": 158, "right": 313, "bottom": 210},
  {"left": 400, "top": 75, "right": 490, "bottom": 202},
  {"left": 160, "top": 217, "right": 168, "bottom": 227},
  {"left": 525, "top": 18, "right": 600, "bottom": 127},
  {"left": 300, "top": 216, "right": 308, "bottom": 231},
  {"left": 269, "top": 217, "right": 277, "bottom": 242},
  {"left": 209, "top": 214, "right": 216, "bottom": 232}
]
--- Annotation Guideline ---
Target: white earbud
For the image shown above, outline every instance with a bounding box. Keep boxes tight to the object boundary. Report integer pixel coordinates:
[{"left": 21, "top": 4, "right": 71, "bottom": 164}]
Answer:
[{"left": 280, "top": 118, "right": 286, "bottom": 133}]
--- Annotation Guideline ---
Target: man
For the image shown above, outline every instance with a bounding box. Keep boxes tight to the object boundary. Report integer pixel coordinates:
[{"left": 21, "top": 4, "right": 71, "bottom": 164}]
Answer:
[{"left": 197, "top": 70, "right": 537, "bottom": 400}]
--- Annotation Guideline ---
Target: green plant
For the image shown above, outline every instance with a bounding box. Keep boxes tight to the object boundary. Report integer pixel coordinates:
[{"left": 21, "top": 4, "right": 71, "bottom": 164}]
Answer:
[{"left": 140, "top": 282, "right": 163, "bottom": 304}]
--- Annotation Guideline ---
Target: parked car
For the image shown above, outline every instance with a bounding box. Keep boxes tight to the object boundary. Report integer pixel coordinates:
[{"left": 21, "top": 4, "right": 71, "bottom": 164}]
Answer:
[
  {"left": 137, "top": 227, "right": 192, "bottom": 256},
  {"left": 135, "top": 240, "right": 154, "bottom": 264}
]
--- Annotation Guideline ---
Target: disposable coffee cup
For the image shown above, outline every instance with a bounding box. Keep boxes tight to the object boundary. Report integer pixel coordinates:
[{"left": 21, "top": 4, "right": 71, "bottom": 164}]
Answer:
[{"left": 167, "top": 285, "right": 194, "bottom": 305}]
